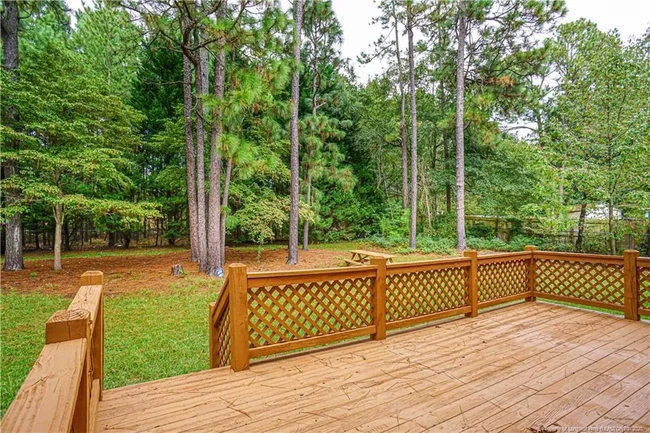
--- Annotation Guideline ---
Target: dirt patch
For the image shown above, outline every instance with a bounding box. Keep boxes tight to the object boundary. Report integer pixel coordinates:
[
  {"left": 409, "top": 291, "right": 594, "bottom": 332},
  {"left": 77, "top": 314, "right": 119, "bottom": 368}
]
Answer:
[{"left": 0, "top": 247, "right": 350, "bottom": 296}]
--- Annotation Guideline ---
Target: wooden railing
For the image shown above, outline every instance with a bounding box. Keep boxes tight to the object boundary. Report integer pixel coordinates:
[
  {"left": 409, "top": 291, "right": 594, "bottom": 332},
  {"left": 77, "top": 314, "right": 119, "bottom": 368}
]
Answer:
[
  {"left": 2, "top": 271, "right": 104, "bottom": 433},
  {"left": 210, "top": 247, "right": 649, "bottom": 371},
  {"left": 638, "top": 257, "right": 650, "bottom": 317}
]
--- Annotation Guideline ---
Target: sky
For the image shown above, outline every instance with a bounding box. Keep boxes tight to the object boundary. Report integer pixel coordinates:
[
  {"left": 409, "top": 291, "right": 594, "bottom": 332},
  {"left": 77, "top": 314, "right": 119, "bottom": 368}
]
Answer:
[
  {"left": 67, "top": 0, "right": 650, "bottom": 83},
  {"left": 332, "top": 0, "right": 650, "bottom": 82}
]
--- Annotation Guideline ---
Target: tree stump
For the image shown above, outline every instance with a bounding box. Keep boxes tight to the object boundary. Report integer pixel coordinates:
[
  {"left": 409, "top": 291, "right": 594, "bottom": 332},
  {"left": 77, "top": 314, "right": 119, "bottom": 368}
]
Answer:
[{"left": 171, "top": 264, "right": 184, "bottom": 276}]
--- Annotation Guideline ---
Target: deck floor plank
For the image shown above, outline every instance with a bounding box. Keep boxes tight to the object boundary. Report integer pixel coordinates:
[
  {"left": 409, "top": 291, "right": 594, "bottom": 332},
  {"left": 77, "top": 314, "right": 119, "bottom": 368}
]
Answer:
[{"left": 96, "top": 303, "right": 650, "bottom": 433}]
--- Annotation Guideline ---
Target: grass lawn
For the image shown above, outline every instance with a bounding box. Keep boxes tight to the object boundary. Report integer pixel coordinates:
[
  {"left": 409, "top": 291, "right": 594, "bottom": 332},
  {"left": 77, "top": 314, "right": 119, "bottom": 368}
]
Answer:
[{"left": 0, "top": 282, "right": 221, "bottom": 416}]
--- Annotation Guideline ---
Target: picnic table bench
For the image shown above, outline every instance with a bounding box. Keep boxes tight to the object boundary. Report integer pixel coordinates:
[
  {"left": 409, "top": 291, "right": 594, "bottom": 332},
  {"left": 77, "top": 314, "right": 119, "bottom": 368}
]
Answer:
[{"left": 346, "top": 249, "right": 396, "bottom": 266}]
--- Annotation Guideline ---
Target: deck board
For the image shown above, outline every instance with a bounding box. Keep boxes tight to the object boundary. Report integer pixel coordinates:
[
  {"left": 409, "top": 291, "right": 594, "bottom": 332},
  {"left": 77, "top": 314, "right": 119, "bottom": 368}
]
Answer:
[{"left": 96, "top": 303, "right": 650, "bottom": 433}]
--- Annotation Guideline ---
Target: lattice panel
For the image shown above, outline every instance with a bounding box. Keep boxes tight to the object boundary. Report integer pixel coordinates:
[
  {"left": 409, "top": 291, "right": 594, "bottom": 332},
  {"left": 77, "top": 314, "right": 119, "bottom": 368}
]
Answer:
[
  {"left": 477, "top": 259, "right": 529, "bottom": 303},
  {"left": 386, "top": 267, "right": 469, "bottom": 322},
  {"left": 213, "top": 307, "right": 231, "bottom": 368},
  {"left": 638, "top": 266, "right": 650, "bottom": 311},
  {"left": 535, "top": 259, "right": 624, "bottom": 306},
  {"left": 247, "top": 277, "right": 374, "bottom": 348}
]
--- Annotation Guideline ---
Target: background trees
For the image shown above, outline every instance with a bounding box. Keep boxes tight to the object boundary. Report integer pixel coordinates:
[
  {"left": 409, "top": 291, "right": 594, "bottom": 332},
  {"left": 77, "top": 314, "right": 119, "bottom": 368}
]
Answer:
[{"left": 1, "top": 0, "right": 649, "bottom": 267}]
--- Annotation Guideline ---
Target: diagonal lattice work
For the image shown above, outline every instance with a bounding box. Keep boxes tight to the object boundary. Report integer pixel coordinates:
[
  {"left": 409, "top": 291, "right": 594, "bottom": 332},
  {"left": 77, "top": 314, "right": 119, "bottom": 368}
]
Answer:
[
  {"left": 477, "top": 258, "right": 529, "bottom": 303},
  {"left": 638, "top": 265, "right": 650, "bottom": 312},
  {"left": 386, "top": 266, "right": 469, "bottom": 322},
  {"left": 535, "top": 259, "right": 625, "bottom": 306},
  {"left": 247, "top": 277, "right": 374, "bottom": 348},
  {"left": 213, "top": 306, "right": 231, "bottom": 368}
]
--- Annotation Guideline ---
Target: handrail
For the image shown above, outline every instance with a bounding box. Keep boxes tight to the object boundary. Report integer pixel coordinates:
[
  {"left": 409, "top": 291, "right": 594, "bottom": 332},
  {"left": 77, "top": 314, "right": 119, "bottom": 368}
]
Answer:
[
  {"left": 533, "top": 250, "right": 624, "bottom": 265},
  {"left": 210, "top": 274, "right": 229, "bottom": 325},
  {"left": 1, "top": 271, "right": 104, "bottom": 433}
]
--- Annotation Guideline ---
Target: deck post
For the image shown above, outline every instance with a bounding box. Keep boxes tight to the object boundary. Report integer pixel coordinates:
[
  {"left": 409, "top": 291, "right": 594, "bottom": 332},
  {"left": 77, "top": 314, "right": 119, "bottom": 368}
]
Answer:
[
  {"left": 464, "top": 250, "right": 478, "bottom": 317},
  {"left": 80, "top": 270, "right": 103, "bottom": 286},
  {"left": 229, "top": 263, "right": 250, "bottom": 371},
  {"left": 209, "top": 301, "right": 217, "bottom": 368},
  {"left": 623, "top": 250, "right": 640, "bottom": 321},
  {"left": 46, "top": 309, "right": 92, "bottom": 432},
  {"left": 81, "top": 271, "right": 104, "bottom": 400},
  {"left": 370, "top": 257, "right": 387, "bottom": 340},
  {"left": 524, "top": 246, "right": 537, "bottom": 302}
]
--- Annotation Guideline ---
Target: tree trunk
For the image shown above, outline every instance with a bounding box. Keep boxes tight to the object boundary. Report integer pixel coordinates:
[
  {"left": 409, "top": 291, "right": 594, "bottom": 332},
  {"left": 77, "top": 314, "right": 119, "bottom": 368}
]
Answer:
[
  {"left": 392, "top": 1, "right": 409, "bottom": 211},
  {"left": 53, "top": 204, "right": 64, "bottom": 271},
  {"left": 302, "top": 172, "right": 312, "bottom": 251},
  {"left": 219, "top": 159, "right": 233, "bottom": 268},
  {"left": 440, "top": 81, "right": 452, "bottom": 214},
  {"left": 207, "top": 8, "right": 226, "bottom": 275},
  {"left": 407, "top": 4, "right": 417, "bottom": 249},
  {"left": 1, "top": 0, "right": 23, "bottom": 271},
  {"left": 287, "top": 0, "right": 303, "bottom": 265},
  {"left": 303, "top": 57, "right": 319, "bottom": 252},
  {"left": 608, "top": 197, "right": 616, "bottom": 255},
  {"left": 575, "top": 202, "right": 587, "bottom": 252},
  {"left": 181, "top": 29, "right": 199, "bottom": 262},
  {"left": 455, "top": 0, "right": 467, "bottom": 251},
  {"left": 64, "top": 220, "right": 71, "bottom": 251},
  {"left": 194, "top": 29, "right": 208, "bottom": 271}
]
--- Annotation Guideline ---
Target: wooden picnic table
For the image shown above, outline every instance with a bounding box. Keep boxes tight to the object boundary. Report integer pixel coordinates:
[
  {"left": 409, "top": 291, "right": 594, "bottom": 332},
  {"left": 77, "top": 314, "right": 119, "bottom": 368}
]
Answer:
[{"left": 346, "top": 249, "right": 396, "bottom": 266}]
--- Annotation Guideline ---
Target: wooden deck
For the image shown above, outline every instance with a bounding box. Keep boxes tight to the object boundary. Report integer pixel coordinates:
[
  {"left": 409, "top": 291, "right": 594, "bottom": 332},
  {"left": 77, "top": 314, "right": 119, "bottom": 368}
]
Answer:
[{"left": 96, "top": 302, "right": 650, "bottom": 433}]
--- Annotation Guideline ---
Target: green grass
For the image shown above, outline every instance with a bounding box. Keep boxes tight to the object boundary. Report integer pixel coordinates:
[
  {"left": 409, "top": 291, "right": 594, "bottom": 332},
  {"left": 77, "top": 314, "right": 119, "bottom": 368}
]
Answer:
[
  {"left": 0, "top": 280, "right": 222, "bottom": 416},
  {"left": 18, "top": 247, "right": 184, "bottom": 262},
  {"left": 0, "top": 291, "right": 70, "bottom": 416}
]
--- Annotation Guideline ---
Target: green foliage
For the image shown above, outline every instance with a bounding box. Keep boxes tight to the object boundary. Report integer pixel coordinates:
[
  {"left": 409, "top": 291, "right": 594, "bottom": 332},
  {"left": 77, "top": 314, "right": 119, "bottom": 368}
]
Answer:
[{"left": 234, "top": 196, "right": 288, "bottom": 246}]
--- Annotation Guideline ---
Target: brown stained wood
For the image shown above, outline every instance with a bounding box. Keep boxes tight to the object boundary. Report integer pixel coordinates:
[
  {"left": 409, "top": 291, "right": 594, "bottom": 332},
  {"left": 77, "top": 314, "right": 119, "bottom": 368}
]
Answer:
[
  {"left": 89, "top": 379, "right": 101, "bottom": 433},
  {"left": 386, "top": 256, "right": 470, "bottom": 275},
  {"left": 46, "top": 309, "right": 90, "bottom": 344},
  {"left": 370, "top": 257, "right": 387, "bottom": 340},
  {"left": 464, "top": 250, "right": 478, "bottom": 317},
  {"left": 69, "top": 285, "right": 103, "bottom": 331},
  {"left": 246, "top": 265, "right": 376, "bottom": 288},
  {"left": 477, "top": 292, "right": 530, "bottom": 309},
  {"left": 2, "top": 340, "right": 87, "bottom": 433},
  {"left": 476, "top": 251, "right": 531, "bottom": 264},
  {"left": 623, "top": 249, "right": 640, "bottom": 320},
  {"left": 525, "top": 245, "right": 537, "bottom": 301},
  {"left": 535, "top": 293, "right": 626, "bottom": 312},
  {"left": 95, "top": 304, "right": 649, "bottom": 433},
  {"left": 97, "top": 302, "right": 558, "bottom": 413},
  {"left": 93, "top": 305, "right": 592, "bottom": 424},
  {"left": 534, "top": 251, "right": 624, "bottom": 265},
  {"left": 93, "top": 297, "right": 104, "bottom": 399},
  {"left": 80, "top": 270, "right": 104, "bottom": 286},
  {"left": 385, "top": 306, "right": 471, "bottom": 330},
  {"left": 211, "top": 275, "right": 230, "bottom": 324},
  {"left": 228, "top": 263, "right": 249, "bottom": 371},
  {"left": 249, "top": 326, "right": 376, "bottom": 358},
  {"left": 72, "top": 312, "right": 92, "bottom": 433}
]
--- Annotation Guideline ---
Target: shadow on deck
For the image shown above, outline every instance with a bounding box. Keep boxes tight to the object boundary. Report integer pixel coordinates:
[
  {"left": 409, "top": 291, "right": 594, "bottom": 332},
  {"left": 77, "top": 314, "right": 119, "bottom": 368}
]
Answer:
[{"left": 96, "top": 302, "right": 650, "bottom": 433}]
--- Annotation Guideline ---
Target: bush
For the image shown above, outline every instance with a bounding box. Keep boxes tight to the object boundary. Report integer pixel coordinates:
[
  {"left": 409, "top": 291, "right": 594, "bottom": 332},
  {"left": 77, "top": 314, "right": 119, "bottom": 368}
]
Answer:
[
  {"left": 417, "top": 236, "right": 457, "bottom": 255},
  {"left": 508, "top": 235, "right": 541, "bottom": 251},
  {"left": 467, "top": 237, "right": 509, "bottom": 251},
  {"left": 467, "top": 223, "right": 494, "bottom": 239}
]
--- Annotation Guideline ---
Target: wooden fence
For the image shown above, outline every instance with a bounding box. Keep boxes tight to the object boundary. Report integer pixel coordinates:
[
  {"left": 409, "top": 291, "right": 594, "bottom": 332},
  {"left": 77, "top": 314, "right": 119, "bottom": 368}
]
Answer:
[
  {"left": 2, "top": 271, "right": 104, "bottom": 433},
  {"left": 210, "top": 247, "right": 650, "bottom": 371}
]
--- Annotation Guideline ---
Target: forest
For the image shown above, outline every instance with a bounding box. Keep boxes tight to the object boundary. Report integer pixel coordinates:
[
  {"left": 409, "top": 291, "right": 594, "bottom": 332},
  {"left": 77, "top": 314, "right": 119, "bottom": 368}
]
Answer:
[{"left": 2, "top": 0, "right": 650, "bottom": 274}]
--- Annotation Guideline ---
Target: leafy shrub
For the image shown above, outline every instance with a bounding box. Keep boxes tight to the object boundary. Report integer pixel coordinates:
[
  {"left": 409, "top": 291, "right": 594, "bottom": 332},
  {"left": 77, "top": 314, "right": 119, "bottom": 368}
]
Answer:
[
  {"left": 417, "top": 236, "right": 457, "bottom": 254},
  {"left": 467, "top": 223, "right": 493, "bottom": 239},
  {"left": 467, "top": 237, "right": 509, "bottom": 251},
  {"left": 508, "top": 235, "right": 541, "bottom": 251}
]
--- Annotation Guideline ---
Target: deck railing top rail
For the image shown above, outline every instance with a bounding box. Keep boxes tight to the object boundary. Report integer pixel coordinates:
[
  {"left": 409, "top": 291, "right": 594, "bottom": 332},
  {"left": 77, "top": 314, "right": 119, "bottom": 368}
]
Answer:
[{"left": 2, "top": 271, "right": 104, "bottom": 433}]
